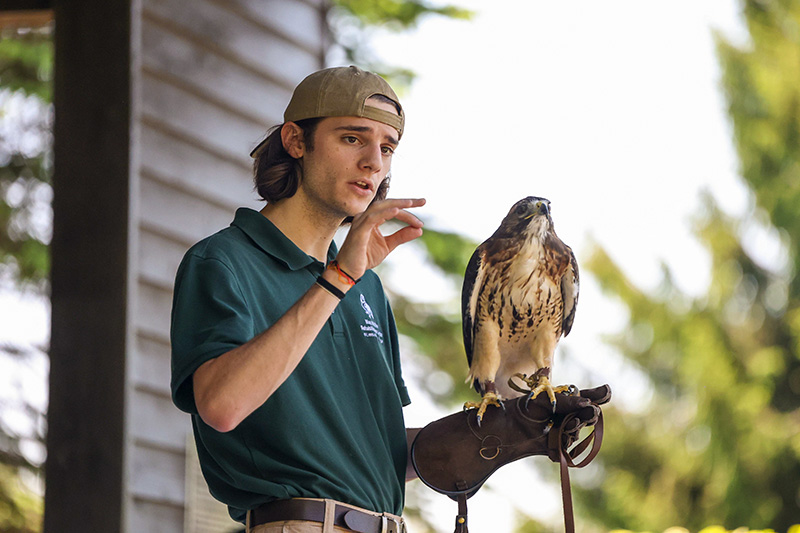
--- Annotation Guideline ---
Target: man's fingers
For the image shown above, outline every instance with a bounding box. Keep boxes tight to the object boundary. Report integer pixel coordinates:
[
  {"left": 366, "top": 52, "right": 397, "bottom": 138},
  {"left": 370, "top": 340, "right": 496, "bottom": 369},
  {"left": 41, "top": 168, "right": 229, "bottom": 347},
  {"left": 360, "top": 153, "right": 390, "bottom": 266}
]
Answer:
[
  {"left": 366, "top": 197, "right": 426, "bottom": 213},
  {"left": 388, "top": 197, "right": 426, "bottom": 209},
  {"left": 337, "top": 197, "right": 426, "bottom": 275},
  {"left": 391, "top": 207, "right": 424, "bottom": 227},
  {"left": 356, "top": 198, "right": 426, "bottom": 228},
  {"left": 383, "top": 225, "right": 424, "bottom": 252}
]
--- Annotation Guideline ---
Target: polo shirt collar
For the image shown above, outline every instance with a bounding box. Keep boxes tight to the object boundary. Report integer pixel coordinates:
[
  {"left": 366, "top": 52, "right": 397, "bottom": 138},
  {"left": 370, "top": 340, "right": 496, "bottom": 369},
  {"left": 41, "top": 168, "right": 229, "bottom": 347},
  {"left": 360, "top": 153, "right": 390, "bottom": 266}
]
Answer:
[{"left": 231, "top": 207, "right": 337, "bottom": 270}]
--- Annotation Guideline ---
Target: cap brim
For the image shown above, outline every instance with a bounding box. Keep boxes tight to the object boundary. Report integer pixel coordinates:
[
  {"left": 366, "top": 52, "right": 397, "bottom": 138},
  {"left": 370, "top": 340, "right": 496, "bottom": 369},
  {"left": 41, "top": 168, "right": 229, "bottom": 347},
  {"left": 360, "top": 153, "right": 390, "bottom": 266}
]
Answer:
[{"left": 250, "top": 137, "right": 268, "bottom": 159}]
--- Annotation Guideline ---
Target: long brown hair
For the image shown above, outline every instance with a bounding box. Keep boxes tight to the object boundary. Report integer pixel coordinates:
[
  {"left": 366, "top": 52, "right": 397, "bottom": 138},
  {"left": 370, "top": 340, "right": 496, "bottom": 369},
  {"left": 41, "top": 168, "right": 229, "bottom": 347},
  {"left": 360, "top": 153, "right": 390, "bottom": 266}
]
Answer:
[{"left": 252, "top": 118, "right": 320, "bottom": 203}]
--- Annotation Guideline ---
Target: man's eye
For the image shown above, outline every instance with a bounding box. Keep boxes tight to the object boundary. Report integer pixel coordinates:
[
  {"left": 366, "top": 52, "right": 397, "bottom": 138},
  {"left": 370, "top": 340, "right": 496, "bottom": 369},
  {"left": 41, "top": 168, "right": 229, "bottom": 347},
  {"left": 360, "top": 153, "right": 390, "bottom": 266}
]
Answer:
[
  {"left": 381, "top": 146, "right": 395, "bottom": 155},
  {"left": 344, "top": 136, "right": 359, "bottom": 144}
]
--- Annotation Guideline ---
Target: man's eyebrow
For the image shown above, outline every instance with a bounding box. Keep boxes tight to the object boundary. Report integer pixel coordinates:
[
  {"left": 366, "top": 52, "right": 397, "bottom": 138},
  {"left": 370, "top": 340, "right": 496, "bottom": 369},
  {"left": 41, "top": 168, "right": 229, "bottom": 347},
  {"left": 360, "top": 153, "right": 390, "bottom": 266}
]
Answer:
[{"left": 334, "top": 125, "right": 399, "bottom": 146}]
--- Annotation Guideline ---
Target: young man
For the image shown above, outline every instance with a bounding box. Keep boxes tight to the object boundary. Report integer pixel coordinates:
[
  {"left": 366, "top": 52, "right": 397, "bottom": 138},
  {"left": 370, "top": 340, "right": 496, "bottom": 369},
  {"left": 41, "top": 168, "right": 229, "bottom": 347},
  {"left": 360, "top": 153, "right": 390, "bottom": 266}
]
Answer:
[{"left": 171, "top": 66, "right": 423, "bottom": 533}]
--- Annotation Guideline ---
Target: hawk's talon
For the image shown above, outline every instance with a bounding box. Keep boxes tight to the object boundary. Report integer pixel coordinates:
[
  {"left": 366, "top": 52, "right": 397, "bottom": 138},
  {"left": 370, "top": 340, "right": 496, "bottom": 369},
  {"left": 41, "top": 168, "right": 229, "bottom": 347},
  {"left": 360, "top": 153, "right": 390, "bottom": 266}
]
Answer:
[
  {"left": 508, "top": 373, "right": 534, "bottom": 395},
  {"left": 510, "top": 373, "right": 574, "bottom": 413},
  {"left": 464, "top": 391, "right": 504, "bottom": 427},
  {"left": 524, "top": 392, "right": 534, "bottom": 411}
]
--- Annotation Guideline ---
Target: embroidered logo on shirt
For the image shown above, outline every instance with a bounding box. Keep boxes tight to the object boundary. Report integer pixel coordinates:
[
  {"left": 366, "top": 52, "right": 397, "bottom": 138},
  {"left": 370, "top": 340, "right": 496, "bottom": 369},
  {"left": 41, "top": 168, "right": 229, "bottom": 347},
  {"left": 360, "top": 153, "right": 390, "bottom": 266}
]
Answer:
[{"left": 359, "top": 293, "right": 383, "bottom": 343}]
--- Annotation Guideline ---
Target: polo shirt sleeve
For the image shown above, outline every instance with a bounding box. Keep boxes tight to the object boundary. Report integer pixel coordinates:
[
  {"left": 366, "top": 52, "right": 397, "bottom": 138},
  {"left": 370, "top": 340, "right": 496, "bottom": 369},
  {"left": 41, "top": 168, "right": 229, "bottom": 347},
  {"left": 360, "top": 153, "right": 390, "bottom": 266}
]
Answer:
[
  {"left": 385, "top": 299, "right": 411, "bottom": 407},
  {"left": 170, "top": 252, "right": 254, "bottom": 414}
]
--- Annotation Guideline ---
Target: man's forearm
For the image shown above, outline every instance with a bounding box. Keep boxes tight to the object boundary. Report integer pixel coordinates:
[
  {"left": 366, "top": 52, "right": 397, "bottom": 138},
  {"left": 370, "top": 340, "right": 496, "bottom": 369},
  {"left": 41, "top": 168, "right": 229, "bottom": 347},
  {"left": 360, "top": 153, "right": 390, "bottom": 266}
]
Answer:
[
  {"left": 406, "top": 427, "right": 422, "bottom": 481},
  {"left": 192, "top": 269, "right": 351, "bottom": 432}
]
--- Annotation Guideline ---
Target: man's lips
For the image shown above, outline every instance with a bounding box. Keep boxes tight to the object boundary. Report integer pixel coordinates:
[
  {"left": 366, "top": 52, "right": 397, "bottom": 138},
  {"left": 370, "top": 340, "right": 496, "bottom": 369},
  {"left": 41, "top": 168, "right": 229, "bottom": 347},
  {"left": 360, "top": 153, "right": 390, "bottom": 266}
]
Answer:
[{"left": 351, "top": 179, "right": 373, "bottom": 192}]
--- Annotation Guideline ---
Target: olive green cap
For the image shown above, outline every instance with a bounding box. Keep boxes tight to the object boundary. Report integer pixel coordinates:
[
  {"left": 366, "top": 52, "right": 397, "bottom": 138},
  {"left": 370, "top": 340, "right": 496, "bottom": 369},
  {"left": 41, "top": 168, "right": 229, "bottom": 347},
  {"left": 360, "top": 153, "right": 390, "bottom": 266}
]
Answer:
[{"left": 250, "top": 66, "right": 404, "bottom": 158}]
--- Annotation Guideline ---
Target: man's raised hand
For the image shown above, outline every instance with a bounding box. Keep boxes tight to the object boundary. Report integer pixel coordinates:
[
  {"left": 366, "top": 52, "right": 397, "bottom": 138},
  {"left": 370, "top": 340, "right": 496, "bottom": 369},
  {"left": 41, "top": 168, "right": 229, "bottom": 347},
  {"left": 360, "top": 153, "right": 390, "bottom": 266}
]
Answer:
[{"left": 336, "top": 198, "right": 426, "bottom": 279}]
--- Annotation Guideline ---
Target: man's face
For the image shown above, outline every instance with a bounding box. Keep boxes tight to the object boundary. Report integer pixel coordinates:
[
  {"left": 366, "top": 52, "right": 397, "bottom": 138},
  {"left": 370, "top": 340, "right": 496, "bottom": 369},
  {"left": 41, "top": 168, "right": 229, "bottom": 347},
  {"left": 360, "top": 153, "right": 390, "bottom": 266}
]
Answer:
[{"left": 296, "top": 99, "right": 400, "bottom": 220}]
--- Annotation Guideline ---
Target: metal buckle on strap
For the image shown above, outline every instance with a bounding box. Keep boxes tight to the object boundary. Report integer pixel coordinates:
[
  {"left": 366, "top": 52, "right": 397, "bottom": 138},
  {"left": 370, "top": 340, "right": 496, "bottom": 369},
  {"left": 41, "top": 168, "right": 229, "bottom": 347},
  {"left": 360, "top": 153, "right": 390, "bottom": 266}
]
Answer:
[{"left": 379, "top": 514, "right": 405, "bottom": 533}]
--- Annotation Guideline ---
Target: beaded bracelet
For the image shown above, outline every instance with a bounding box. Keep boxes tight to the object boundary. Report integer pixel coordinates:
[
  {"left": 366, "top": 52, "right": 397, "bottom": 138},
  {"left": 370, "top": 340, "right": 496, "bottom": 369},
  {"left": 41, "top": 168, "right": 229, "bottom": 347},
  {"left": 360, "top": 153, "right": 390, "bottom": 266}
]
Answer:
[{"left": 327, "top": 260, "right": 360, "bottom": 286}]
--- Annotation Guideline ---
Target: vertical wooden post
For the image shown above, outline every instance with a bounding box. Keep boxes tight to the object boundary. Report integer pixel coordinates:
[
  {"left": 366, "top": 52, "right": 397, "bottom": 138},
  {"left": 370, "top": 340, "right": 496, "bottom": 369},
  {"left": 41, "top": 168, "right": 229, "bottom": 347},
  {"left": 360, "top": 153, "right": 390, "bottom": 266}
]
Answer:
[{"left": 45, "top": 1, "right": 133, "bottom": 531}]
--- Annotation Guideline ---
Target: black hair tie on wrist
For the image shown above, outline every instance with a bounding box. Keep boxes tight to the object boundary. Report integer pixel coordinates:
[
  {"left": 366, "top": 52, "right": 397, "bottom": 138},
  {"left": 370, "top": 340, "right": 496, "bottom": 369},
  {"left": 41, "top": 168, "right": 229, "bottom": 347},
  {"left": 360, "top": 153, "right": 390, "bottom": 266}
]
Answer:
[{"left": 316, "top": 276, "right": 346, "bottom": 300}]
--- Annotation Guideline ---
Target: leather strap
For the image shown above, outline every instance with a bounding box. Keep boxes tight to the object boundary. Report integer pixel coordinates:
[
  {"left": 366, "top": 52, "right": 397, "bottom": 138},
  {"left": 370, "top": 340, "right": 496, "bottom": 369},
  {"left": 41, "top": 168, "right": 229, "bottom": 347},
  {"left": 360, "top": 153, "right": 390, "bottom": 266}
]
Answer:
[
  {"left": 549, "top": 410, "right": 604, "bottom": 533},
  {"left": 249, "top": 499, "right": 406, "bottom": 533},
  {"left": 454, "top": 481, "right": 469, "bottom": 533}
]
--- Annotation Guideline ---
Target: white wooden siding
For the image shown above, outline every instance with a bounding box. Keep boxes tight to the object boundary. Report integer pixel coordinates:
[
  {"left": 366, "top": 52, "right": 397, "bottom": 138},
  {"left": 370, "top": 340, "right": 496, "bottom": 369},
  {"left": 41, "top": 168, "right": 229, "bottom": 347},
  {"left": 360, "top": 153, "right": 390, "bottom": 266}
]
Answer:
[{"left": 128, "top": 0, "right": 327, "bottom": 530}]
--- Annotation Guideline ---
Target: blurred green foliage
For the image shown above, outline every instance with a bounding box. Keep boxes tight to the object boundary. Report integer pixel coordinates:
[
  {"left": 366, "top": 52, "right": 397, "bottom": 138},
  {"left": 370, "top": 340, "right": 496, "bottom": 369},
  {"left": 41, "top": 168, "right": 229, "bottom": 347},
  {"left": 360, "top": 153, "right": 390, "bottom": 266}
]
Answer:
[
  {"left": 334, "top": 0, "right": 471, "bottom": 30},
  {"left": 573, "top": 0, "right": 800, "bottom": 530},
  {"left": 0, "top": 464, "right": 42, "bottom": 533},
  {"left": 0, "top": 26, "right": 53, "bottom": 288},
  {"left": 0, "top": 32, "right": 52, "bottom": 101},
  {"left": 0, "top": 20, "right": 52, "bottom": 533},
  {"left": 613, "top": 526, "right": 800, "bottom": 533},
  {"left": 329, "top": 0, "right": 472, "bottom": 89}
]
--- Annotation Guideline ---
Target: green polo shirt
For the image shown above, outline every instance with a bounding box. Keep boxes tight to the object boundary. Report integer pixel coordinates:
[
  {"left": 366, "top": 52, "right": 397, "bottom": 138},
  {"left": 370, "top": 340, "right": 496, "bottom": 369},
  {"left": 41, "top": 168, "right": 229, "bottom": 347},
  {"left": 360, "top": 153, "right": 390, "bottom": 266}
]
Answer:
[{"left": 170, "top": 207, "right": 411, "bottom": 523}]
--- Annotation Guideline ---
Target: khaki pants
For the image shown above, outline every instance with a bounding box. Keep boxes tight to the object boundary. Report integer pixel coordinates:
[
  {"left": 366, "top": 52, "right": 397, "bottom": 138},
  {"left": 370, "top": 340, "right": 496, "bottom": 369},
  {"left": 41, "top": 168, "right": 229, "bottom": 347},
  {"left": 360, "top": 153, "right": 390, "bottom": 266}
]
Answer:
[
  {"left": 248, "top": 521, "right": 352, "bottom": 533},
  {"left": 246, "top": 498, "right": 406, "bottom": 533}
]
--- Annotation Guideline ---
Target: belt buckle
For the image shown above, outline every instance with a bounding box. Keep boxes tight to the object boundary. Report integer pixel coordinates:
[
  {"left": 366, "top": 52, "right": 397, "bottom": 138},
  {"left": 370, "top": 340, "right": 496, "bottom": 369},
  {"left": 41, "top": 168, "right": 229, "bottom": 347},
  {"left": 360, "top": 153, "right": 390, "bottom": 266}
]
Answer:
[{"left": 380, "top": 514, "right": 405, "bottom": 533}]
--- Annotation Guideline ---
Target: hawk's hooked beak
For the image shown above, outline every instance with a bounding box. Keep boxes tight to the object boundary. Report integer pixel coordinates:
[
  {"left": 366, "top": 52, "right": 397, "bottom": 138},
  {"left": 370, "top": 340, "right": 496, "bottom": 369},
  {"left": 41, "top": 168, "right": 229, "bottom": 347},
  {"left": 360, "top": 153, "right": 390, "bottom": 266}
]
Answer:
[
  {"left": 536, "top": 201, "right": 550, "bottom": 216},
  {"left": 524, "top": 201, "right": 550, "bottom": 219}
]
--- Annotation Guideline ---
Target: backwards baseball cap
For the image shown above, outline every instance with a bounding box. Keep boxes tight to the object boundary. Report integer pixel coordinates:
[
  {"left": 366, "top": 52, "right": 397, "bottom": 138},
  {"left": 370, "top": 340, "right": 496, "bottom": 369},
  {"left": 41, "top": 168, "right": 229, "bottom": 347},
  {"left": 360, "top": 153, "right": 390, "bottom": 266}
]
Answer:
[{"left": 250, "top": 66, "right": 404, "bottom": 158}]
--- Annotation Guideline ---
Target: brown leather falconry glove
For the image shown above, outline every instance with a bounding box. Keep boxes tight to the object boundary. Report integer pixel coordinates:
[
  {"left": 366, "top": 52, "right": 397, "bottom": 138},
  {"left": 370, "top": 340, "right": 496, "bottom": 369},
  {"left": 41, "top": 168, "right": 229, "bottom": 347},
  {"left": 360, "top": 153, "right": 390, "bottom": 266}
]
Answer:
[{"left": 411, "top": 384, "right": 611, "bottom": 533}]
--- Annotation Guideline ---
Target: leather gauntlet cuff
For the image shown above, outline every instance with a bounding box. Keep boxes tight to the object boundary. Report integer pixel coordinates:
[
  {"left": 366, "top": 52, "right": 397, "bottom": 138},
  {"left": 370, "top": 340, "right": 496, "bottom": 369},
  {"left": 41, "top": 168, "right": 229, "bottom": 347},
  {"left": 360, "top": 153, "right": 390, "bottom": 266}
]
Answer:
[{"left": 411, "top": 385, "right": 611, "bottom": 533}]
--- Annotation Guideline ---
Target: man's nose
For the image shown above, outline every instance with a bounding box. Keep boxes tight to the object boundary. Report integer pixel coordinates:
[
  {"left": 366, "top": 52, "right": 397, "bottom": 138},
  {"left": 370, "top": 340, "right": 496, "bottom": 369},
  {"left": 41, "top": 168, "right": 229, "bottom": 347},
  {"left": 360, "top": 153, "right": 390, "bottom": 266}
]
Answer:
[{"left": 360, "top": 144, "right": 383, "bottom": 173}]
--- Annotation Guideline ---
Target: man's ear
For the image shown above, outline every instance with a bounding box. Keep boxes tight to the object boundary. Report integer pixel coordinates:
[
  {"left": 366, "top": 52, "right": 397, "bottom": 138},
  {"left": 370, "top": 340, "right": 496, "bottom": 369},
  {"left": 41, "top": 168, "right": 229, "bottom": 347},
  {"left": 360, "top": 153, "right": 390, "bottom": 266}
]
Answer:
[{"left": 281, "top": 122, "right": 305, "bottom": 159}]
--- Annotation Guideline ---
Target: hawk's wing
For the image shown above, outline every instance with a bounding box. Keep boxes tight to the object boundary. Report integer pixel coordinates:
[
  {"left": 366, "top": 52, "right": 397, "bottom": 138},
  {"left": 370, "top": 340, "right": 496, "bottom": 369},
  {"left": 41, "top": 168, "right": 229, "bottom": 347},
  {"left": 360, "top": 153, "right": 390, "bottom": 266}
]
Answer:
[
  {"left": 560, "top": 248, "right": 580, "bottom": 337},
  {"left": 461, "top": 245, "right": 486, "bottom": 371}
]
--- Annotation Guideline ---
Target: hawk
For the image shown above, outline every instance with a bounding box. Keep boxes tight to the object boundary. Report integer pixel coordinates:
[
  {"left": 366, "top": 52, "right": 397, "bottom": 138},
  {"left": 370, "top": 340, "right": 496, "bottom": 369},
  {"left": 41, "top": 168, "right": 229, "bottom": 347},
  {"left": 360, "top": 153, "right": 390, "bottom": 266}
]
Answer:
[{"left": 462, "top": 196, "right": 579, "bottom": 423}]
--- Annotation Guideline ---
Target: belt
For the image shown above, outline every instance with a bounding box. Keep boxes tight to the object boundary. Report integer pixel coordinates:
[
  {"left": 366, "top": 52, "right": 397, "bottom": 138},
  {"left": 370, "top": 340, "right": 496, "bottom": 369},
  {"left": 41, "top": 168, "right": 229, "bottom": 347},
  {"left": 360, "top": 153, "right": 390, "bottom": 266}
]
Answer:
[{"left": 249, "top": 499, "right": 406, "bottom": 533}]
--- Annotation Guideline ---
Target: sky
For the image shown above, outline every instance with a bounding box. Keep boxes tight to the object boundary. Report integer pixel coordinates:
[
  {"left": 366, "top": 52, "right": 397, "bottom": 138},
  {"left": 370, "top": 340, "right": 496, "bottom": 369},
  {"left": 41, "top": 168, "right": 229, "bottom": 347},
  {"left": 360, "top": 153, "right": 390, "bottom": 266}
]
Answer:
[
  {"left": 377, "top": 0, "right": 750, "bottom": 296},
  {"left": 0, "top": 1, "right": 760, "bottom": 530}
]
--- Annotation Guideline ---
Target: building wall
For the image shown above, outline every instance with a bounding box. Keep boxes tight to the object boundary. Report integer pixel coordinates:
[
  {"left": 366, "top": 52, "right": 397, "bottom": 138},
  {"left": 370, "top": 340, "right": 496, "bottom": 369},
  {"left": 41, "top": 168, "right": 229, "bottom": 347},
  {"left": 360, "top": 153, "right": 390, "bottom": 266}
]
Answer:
[{"left": 128, "top": 1, "right": 327, "bottom": 530}]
